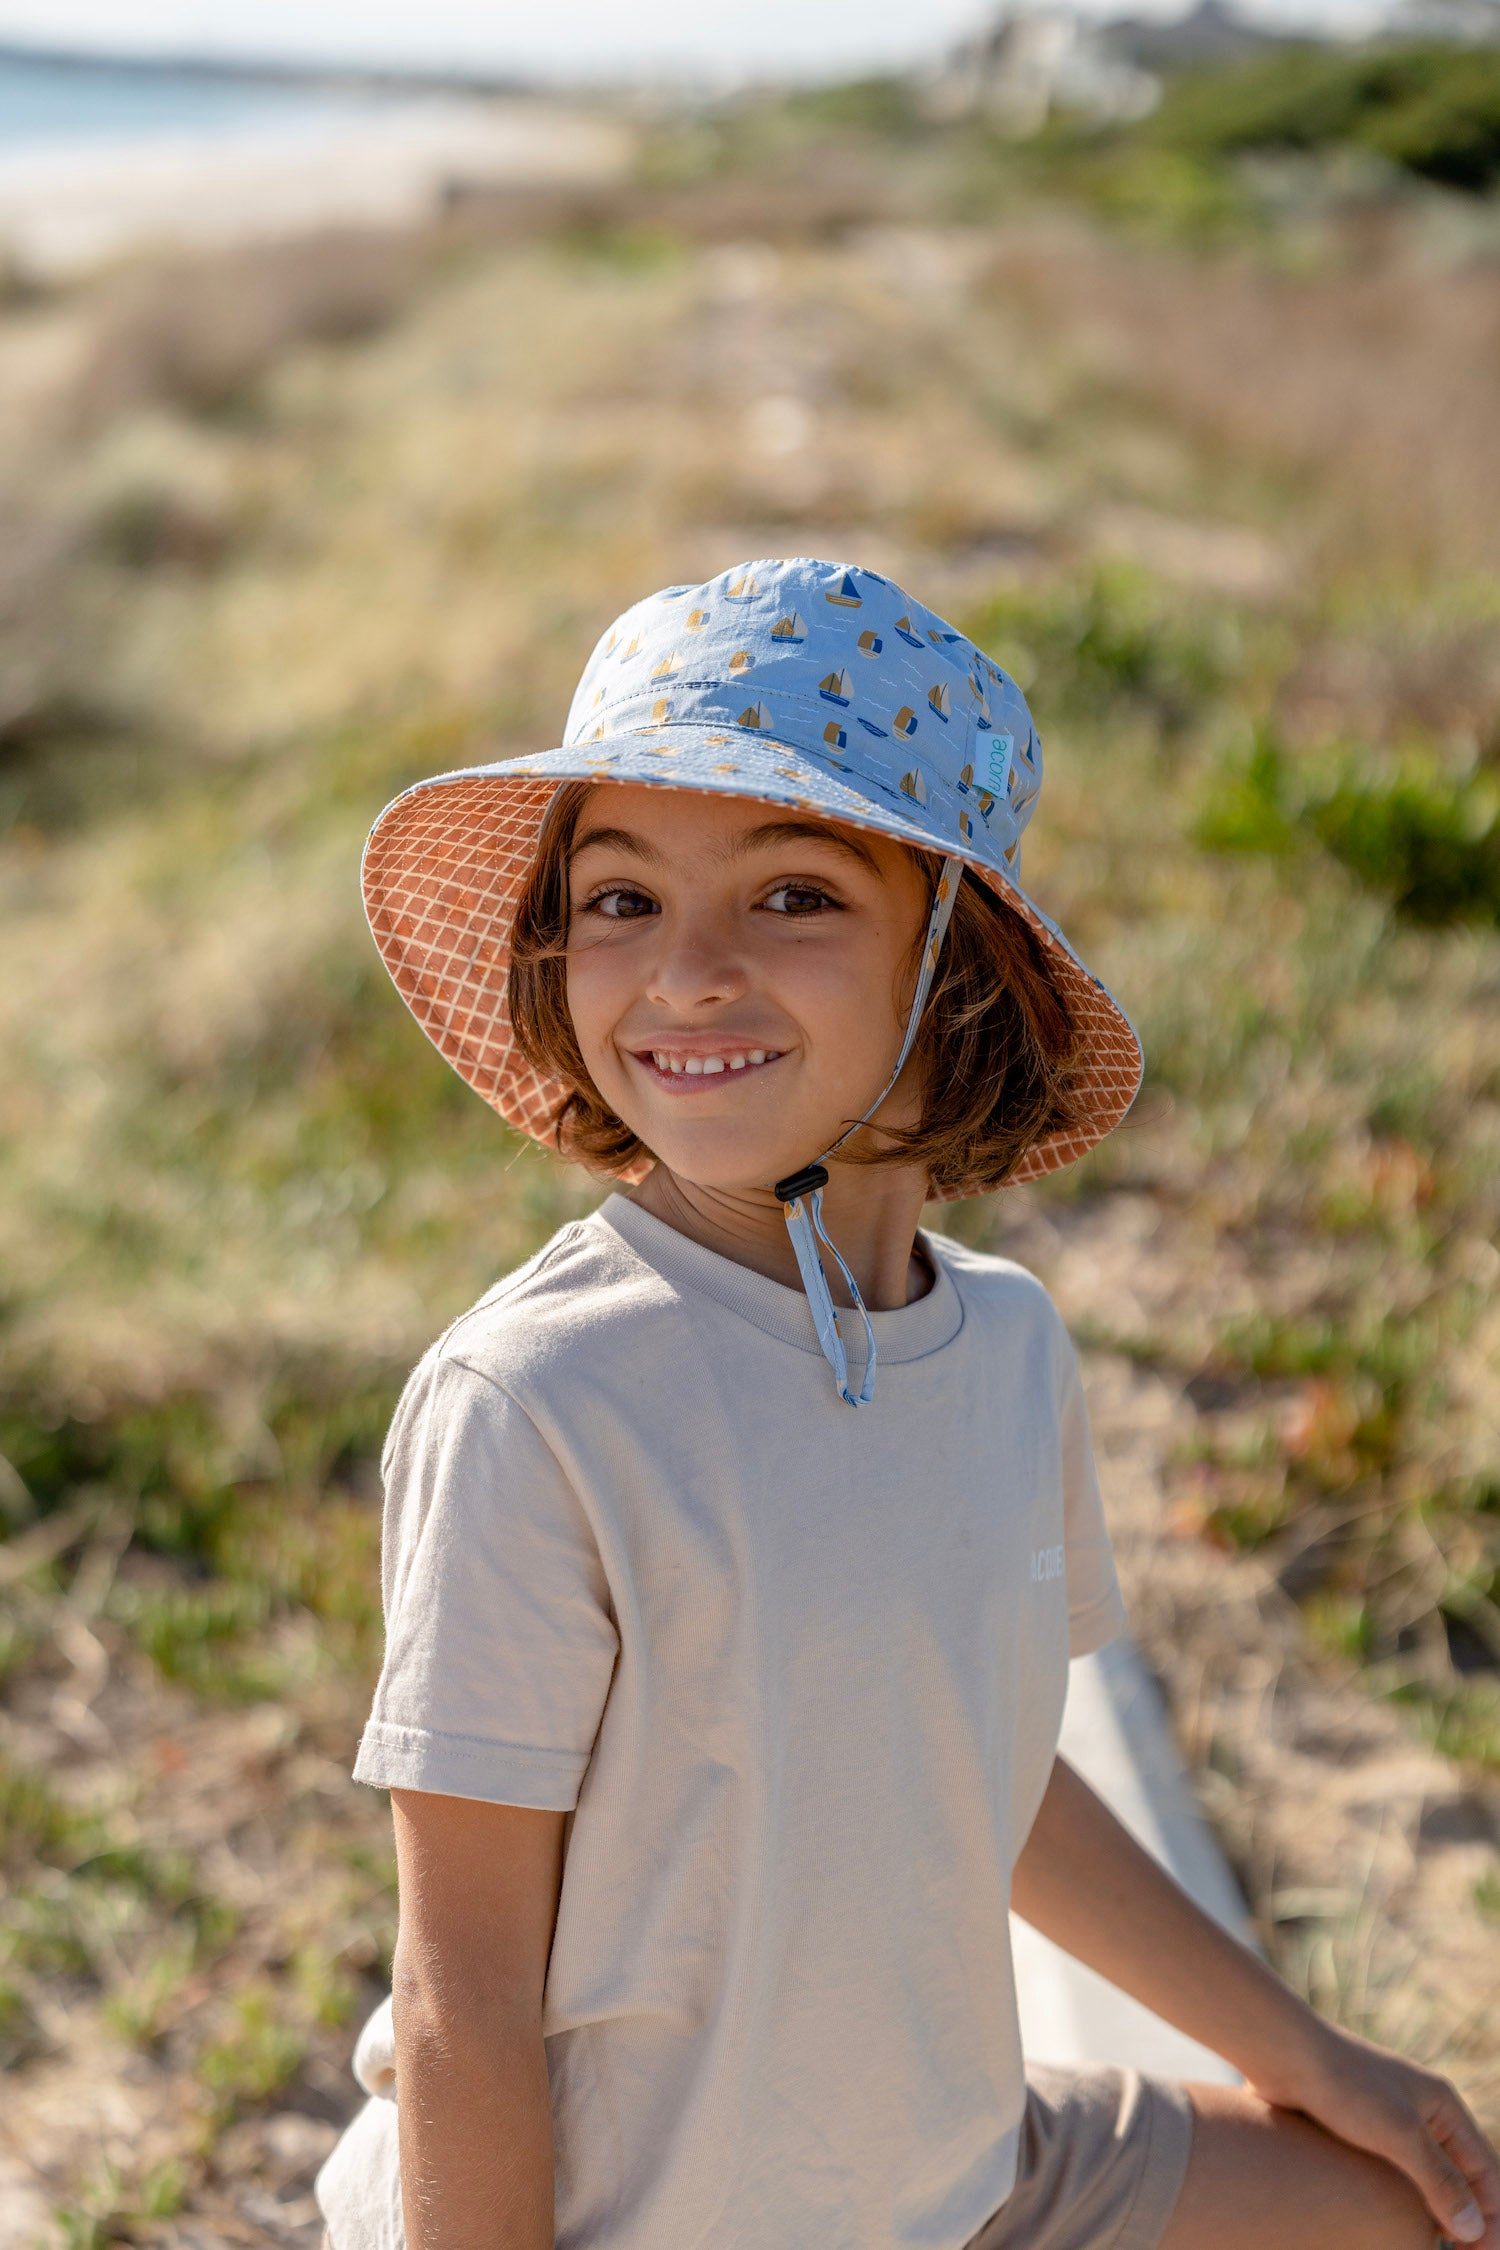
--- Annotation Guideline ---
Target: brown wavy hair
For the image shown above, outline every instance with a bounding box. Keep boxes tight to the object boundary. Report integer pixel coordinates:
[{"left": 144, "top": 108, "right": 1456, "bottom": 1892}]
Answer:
[{"left": 507, "top": 781, "right": 1088, "bottom": 1194}]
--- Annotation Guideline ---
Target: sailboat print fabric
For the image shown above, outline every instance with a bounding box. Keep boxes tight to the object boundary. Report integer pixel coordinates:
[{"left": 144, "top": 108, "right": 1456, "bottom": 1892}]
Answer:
[
  {"left": 360, "top": 556, "right": 1144, "bottom": 1192},
  {"left": 558, "top": 560, "right": 1041, "bottom": 868}
]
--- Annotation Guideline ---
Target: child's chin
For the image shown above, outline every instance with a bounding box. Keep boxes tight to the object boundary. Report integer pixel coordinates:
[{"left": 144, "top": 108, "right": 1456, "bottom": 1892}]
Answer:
[{"left": 637, "top": 1129, "right": 803, "bottom": 1200}]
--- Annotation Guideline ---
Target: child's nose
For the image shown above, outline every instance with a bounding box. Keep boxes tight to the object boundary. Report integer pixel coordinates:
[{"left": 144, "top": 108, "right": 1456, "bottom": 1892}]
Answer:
[{"left": 643, "top": 916, "right": 749, "bottom": 1011}]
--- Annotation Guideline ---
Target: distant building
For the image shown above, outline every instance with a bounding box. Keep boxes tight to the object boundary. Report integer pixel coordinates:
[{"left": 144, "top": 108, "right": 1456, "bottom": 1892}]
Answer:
[
  {"left": 922, "top": 0, "right": 1495, "bottom": 141},
  {"left": 923, "top": 6, "right": 1161, "bottom": 133}
]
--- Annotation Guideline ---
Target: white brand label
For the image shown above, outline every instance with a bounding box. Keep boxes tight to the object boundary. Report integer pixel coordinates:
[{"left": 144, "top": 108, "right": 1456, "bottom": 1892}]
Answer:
[{"left": 987, "top": 733, "right": 1014, "bottom": 793}]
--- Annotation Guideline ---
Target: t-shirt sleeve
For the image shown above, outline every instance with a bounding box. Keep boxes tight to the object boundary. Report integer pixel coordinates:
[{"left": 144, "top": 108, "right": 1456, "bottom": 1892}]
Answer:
[
  {"left": 352, "top": 1350, "right": 620, "bottom": 1810},
  {"left": 1056, "top": 1327, "right": 1130, "bottom": 1658}
]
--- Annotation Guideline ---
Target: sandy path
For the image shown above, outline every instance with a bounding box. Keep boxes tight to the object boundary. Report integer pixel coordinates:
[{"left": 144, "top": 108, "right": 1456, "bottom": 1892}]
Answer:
[{"left": 0, "top": 97, "right": 633, "bottom": 275}]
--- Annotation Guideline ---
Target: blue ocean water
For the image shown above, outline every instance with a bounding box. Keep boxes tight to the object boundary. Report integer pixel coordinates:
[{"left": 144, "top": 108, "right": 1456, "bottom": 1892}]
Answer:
[{"left": 0, "top": 49, "right": 363, "bottom": 151}]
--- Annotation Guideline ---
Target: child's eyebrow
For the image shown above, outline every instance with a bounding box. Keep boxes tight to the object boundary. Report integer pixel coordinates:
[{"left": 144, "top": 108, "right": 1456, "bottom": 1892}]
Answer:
[
  {"left": 738, "top": 820, "right": 881, "bottom": 873},
  {"left": 569, "top": 823, "right": 660, "bottom": 864},
  {"left": 569, "top": 818, "right": 881, "bottom": 874}
]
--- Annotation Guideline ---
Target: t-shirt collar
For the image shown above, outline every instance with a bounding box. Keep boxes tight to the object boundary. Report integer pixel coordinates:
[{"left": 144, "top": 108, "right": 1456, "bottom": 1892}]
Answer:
[{"left": 590, "top": 1192, "right": 964, "bottom": 1366}]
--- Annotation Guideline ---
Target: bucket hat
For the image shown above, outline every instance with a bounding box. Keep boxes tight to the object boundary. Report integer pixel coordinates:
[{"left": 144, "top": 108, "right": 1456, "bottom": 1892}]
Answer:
[{"left": 362, "top": 557, "right": 1143, "bottom": 1400}]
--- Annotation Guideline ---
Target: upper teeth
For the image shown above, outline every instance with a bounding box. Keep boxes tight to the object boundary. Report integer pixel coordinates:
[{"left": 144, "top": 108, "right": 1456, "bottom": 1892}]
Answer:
[{"left": 651, "top": 1049, "right": 773, "bottom": 1074}]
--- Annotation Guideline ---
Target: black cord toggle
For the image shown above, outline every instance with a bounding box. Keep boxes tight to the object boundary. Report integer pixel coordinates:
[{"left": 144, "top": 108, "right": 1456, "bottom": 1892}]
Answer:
[{"left": 774, "top": 1162, "right": 830, "bottom": 1205}]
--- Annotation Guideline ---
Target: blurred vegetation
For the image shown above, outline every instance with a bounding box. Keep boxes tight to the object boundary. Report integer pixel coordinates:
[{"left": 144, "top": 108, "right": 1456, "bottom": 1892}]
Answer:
[
  {"left": 631, "top": 39, "right": 1500, "bottom": 249},
  {"left": 1199, "top": 733, "right": 1500, "bottom": 926},
  {"left": 1, "top": 43, "right": 1498, "bottom": 2231},
  {"left": 1018, "top": 39, "right": 1500, "bottom": 237},
  {"left": 1147, "top": 41, "right": 1500, "bottom": 193}
]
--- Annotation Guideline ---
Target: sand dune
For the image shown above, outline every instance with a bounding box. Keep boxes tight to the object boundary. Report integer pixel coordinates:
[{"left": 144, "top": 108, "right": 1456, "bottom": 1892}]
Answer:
[{"left": 0, "top": 96, "right": 633, "bottom": 272}]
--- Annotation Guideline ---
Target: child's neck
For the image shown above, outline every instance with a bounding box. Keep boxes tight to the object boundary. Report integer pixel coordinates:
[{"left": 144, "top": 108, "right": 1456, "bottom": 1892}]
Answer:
[{"left": 626, "top": 1162, "right": 934, "bottom": 1312}]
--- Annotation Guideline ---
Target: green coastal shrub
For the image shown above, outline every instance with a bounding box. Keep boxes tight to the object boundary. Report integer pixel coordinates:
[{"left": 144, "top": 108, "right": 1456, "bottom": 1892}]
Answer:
[
  {"left": 1197, "top": 735, "right": 1500, "bottom": 924},
  {"left": 1312, "top": 769, "right": 1500, "bottom": 923},
  {"left": 1151, "top": 42, "right": 1500, "bottom": 193}
]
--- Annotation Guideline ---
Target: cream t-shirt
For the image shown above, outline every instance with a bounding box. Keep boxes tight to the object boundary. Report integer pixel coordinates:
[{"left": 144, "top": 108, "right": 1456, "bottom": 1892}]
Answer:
[{"left": 318, "top": 1193, "right": 1129, "bottom": 2250}]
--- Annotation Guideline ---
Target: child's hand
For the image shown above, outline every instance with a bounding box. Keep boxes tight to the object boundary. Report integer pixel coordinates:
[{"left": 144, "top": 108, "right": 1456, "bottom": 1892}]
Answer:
[{"left": 1254, "top": 2019, "right": 1500, "bottom": 2247}]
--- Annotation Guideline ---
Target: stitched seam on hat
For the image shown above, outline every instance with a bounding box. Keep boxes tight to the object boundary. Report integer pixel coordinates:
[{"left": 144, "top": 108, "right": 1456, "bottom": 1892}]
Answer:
[{"left": 570, "top": 721, "right": 967, "bottom": 774}]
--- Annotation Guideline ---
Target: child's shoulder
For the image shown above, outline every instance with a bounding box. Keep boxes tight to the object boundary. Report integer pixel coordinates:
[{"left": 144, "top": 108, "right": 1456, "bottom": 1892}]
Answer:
[
  {"left": 405, "top": 1204, "right": 682, "bottom": 1404},
  {"left": 923, "top": 1227, "right": 1074, "bottom": 1345}
]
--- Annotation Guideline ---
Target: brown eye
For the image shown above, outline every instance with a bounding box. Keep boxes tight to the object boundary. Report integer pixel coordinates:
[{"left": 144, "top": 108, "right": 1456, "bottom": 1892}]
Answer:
[
  {"left": 764, "top": 882, "right": 837, "bottom": 916},
  {"left": 587, "top": 885, "right": 658, "bottom": 920}
]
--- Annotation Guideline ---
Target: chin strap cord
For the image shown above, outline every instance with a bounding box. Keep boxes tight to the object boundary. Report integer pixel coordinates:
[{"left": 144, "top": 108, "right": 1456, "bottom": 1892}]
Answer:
[
  {"left": 781, "top": 1176, "right": 877, "bottom": 1409},
  {"left": 774, "top": 856, "right": 964, "bottom": 1408}
]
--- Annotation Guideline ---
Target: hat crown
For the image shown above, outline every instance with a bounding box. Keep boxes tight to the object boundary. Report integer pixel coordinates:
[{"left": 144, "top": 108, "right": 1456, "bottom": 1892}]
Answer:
[{"left": 563, "top": 558, "right": 1042, "bottom": 874}]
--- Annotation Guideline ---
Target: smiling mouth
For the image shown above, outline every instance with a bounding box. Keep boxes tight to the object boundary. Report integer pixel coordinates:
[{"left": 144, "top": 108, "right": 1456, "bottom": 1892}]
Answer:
[{"left": 633, "top": 1046, "right": 785, "bottom": 1085}]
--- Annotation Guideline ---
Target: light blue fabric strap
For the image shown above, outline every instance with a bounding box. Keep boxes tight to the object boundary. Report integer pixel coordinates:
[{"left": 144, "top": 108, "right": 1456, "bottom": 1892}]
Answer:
[
  {"left": 824, "top": 854, "right": 963, "bottom": 1163},
  {"left": 780, "top": 855, "right": 964, "bottom": 1407},
  {"left": 783, "top": 1188, "right": 876, "bottom": 1408}
]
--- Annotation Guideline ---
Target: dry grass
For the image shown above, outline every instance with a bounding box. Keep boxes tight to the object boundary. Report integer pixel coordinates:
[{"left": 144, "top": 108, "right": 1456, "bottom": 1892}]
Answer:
[
  {"left": 70, "top": 228, "right": 427, "bottom": 432},
  {"left": 982, "top": 210, "right": 1500, "bottom": 574},
  {"left": 0, "top": 102, "right": 1496, "bottom": 2242}
]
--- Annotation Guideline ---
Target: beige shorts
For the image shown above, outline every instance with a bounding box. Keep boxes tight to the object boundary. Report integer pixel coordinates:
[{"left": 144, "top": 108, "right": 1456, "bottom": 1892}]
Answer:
[{"left": 962, "top": 2062, "right": 1196, "bottom": 2250}]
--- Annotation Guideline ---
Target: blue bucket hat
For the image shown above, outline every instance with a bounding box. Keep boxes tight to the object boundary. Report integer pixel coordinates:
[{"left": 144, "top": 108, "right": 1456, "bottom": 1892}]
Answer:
[{"left": 363, "top": 557, "right": 1142, "bottom": 1401}]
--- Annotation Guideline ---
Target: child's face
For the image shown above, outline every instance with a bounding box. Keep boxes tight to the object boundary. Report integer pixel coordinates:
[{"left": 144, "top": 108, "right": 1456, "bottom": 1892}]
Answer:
[{"left": 565, "top": 784, "right": 933, "bottom": 1195}]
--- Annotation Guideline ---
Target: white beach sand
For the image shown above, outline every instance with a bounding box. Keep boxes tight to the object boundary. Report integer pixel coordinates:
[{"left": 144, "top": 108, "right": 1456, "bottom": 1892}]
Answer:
[{"left": 0, "top": 95, "right": 634, "bottom": 273}]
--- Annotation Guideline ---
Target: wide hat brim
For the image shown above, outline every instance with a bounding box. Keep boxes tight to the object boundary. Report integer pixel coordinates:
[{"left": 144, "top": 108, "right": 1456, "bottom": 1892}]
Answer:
[{"left": 361, "top": 729, "right": 1143, "bottom": 1195}]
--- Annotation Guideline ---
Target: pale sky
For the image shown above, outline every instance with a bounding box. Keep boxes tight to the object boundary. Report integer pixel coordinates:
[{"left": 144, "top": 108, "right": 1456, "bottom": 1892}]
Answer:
[
  {"left": 0, "top": 0, "right": 1377, "bottom": 80},
  {"left": 0, "top": 1, "right": 1028, "bottom": 80}
]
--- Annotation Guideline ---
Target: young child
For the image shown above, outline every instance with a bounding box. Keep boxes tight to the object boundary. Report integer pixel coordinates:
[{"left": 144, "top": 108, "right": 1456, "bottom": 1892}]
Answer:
[{"left": 316, "top": 558, "right": 1497, "bottom": 2250}]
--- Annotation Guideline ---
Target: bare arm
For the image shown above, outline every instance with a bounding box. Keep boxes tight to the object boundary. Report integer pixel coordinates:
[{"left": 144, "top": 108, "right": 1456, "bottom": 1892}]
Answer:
[
  {"left": 1013, "top": 1752, "right": 1499, "bottom": 2246},
  {"left": 390, "top": 1788, "right": 568, "bottom": 2250},
  {"left": 1011, "top": 1751, "right": 1311, "bottom": 2085}
]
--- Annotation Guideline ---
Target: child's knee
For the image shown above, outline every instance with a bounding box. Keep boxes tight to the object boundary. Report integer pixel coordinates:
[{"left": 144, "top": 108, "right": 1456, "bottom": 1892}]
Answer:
[{"left": 1167, "top": 2083, "right": 1441, "bottom": 2250}]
